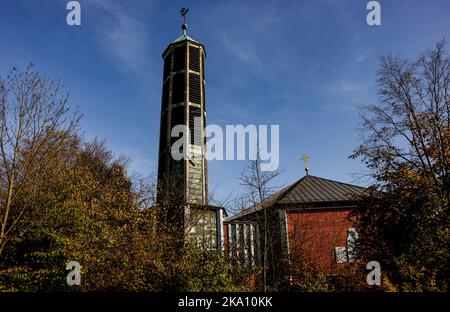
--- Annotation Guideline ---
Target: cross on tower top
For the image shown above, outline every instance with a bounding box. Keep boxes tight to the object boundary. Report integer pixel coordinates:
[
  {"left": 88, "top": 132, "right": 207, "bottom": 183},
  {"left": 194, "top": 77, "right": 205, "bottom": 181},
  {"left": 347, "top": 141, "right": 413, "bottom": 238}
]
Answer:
[
  {"left": 300, "top": 154, "right": 310, "bottom": 176},
  {"left": 180, "top": 8, "right": 189, "bottom": 35}
]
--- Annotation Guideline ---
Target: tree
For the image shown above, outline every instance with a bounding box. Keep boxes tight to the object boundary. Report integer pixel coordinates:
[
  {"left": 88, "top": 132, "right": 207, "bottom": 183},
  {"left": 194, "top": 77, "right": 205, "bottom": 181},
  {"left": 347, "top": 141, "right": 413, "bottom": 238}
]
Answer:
[
  {"left": 351, "top": 40, "right": 449, "bottom": 291},
  {"left": 0, "top": 65, "right": 250, "bottom": 292},
  {"left": 240, "top": 153, "right": 280, "bottom": 291},
  {"left": 0, "top": 136, "right": 148, "bottom": 291},
  {"left": 0, "top": 65, "right": 80, "bottom": 260},
  {"left": 0, "top": 132, "right": 244, "bottom": 291}
]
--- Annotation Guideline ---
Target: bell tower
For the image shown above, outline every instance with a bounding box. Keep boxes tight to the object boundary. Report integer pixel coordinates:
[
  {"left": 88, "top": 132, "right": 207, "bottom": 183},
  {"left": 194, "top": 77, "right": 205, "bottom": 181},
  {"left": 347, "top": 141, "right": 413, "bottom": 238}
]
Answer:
[
  {"left": 157, "top": 9, "right": 223, "bottom": 249},
  {"left": 157, "top": 9, "right": 207, "bottom": 205}
]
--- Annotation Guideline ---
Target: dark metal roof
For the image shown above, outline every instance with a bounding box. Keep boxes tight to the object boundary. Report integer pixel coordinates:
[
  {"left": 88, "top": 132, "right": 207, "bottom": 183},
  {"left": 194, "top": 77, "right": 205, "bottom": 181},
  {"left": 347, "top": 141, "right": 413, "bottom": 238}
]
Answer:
[
  {"left": 227, "top": 175, "right": 366, "bottom": 221},
  {"left": 162, "top": 35, "right": 206, "bottom": 59},
  {"left": 189, "top": 204, "right": 227, "bottom": 216},
  {"left": 278, "top": 175, "right": 365, "bottom": 204}
]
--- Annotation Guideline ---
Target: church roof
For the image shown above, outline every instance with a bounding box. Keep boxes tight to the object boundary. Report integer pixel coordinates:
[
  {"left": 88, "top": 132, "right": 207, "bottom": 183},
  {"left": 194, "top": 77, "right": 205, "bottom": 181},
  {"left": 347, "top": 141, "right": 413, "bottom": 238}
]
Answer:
[
  {"left": 162, "top": 32, "right": 205, "bottom": 59},
  {"left": 227, "top": 175, "right": 366, "bottom": 221},
  {"left": 276, "top": 175, "right": 366, "bottom": 204},
  {"left": 172, "top": 33, "right": 199, "bottom": 44}
]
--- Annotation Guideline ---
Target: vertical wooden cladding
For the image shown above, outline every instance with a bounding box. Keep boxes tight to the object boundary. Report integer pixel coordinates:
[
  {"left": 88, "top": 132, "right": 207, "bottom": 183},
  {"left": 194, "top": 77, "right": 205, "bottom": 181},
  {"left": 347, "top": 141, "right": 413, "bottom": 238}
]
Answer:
[
  {"left": 224, "top": 222, "right": 259, "bottom": 267},
  {"left": 201, "top": 54, "right": 205, "bottom": 79},
  {"left": 200, "top": 47, "right": 206, "bottom": 111},
  {"left": 202, "top": 81, "right": 206, "bottom": 111},
  {"left": 189, "top": 46, "right": 200, "bottom": 72},
  {"left": 189, "top": 74, "right": 201, "bottom": 104},
  {"left": 173, "top": 46, "right": 186, "bottom": 72}
]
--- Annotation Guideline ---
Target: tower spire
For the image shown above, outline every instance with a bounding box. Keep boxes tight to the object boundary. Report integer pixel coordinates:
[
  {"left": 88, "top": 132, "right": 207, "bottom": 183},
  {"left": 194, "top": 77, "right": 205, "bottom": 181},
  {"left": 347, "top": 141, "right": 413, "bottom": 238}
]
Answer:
[{"left": 180, "top": 8, "right": 189, "bottom": 36}]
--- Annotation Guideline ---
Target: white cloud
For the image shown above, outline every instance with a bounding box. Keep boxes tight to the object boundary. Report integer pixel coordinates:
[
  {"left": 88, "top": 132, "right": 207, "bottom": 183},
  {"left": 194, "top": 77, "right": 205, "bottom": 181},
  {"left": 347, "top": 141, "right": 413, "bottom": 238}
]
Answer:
[
  {"left": 355, "top": 51, "right": 371, "bottom": 63},
  {"left": 222, "top": 35, "right": 262, "bottom": 67},
  {"left": 326, "top": 81, "right": 367, "bottom": 93},
  {"left": 212, "top": 1, "right": 285, "bottom": 73},
  {"left": 89, "top": 0, "right": 149, "bottom": 74}
]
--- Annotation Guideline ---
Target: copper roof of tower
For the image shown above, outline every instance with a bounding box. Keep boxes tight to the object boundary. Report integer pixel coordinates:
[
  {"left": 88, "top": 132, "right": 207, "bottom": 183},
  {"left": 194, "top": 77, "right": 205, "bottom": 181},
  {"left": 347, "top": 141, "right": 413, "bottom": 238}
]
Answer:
[{"left": 227, "top": 175, "right": 366, "bottom": 221}]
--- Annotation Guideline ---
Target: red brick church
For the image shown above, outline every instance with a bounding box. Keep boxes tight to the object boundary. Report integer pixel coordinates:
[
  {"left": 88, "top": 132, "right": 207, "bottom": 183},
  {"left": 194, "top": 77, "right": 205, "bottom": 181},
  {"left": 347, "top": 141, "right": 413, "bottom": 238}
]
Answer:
[{"left": 223, "top": 174, "right": 365, "bottom": 288}]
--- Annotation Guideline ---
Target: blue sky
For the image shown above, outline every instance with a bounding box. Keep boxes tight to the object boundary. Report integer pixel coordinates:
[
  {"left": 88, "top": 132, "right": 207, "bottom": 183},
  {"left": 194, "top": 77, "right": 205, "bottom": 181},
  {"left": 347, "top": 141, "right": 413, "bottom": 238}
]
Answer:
[{"left": 1, "top": 0, "right": 449, "bottom": 202}]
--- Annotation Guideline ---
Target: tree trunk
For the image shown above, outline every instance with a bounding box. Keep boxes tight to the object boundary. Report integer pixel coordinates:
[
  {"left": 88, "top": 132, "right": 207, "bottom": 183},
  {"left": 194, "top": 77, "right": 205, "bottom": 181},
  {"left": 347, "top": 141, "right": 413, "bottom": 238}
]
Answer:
[{"left": 0, "top": 177, "right": 15, "bottom": 259}]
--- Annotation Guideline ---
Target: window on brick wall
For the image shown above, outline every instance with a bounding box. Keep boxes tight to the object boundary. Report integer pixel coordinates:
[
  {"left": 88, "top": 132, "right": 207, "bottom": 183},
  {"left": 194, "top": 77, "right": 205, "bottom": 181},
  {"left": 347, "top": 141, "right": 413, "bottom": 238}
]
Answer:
[
  {"left": 347, "top": 228, "right": 358, "bottom": 263},
  {"left": 334, "top": 247, "right": 347, "bottom": 264}
]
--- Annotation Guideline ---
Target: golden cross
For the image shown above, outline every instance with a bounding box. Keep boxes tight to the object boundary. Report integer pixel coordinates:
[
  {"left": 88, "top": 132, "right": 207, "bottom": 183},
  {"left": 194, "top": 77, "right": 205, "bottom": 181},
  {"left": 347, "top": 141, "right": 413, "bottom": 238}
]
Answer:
[{"left": 300, "top": 153, "right": 310, "bottom": 175}]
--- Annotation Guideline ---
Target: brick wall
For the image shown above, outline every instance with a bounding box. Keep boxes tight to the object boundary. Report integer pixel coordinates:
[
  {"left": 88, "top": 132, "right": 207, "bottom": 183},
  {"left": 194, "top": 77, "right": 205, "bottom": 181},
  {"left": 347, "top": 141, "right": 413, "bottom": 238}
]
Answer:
[
  {"left": 286, "top": 209, "right": 355, "bottom": 276},
  {"left": 223, "top": 224, "right": 229, "bottom": 254}
]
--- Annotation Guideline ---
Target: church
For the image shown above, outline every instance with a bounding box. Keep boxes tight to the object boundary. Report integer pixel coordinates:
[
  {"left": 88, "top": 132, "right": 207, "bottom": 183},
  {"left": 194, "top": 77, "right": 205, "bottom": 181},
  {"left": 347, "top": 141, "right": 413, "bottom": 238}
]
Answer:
[
  {"left": 224, "top": 174, "right": 365, "bottom": 288},
  {"left": 156, "top": 12, "right": 366, "bottom": 288}
]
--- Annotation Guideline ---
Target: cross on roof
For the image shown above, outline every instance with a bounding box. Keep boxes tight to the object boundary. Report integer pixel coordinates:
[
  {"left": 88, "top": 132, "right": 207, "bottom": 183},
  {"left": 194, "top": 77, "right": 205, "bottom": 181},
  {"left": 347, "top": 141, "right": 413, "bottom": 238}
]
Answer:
[
  {"left": 300, "top": 153, "right": 310, "bottom": 176},
  {"left": 180, "top": 8, "right": 189, "bottom": 35}
]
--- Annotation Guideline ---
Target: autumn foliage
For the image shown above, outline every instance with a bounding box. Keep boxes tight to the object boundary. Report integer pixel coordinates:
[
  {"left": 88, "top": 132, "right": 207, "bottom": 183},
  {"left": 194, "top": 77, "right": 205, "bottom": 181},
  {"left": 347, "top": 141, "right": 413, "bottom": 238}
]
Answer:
[
  {"left": 0, "top": 66, "right": 244, "bottom": 291},
  {"left": 351, "top": 41, "right": 449, "bottom": 291}
]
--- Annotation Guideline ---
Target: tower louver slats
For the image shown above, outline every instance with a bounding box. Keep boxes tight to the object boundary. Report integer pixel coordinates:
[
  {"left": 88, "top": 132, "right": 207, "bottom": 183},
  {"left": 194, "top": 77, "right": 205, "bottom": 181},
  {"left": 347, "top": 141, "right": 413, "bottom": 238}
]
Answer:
[
  {"left": 189, "top": 74, "right": 201, "bottom": 104},
  {"left": 159, "top": 112, "right": 167, "bottom": 151},
  {"left": 189, "top": 46, "right": 200, "bottom": 72},
  {"left": 162, "top": 81, "right": 169, "bottom": 110},
  {"left": 170, "top": 106, "right": 184, "bottom": 146},
  {"left": 189, "top": 106, "right": 201, "bottom": 144},
  {"left": 173, "top": 46, "right": 185, "bottom": 72},
  {"left": 163, "top": 53, "right": 171, "bottom": 80},
  {"left": 172, "top": 73, "right": 185, "bottom": 104}
]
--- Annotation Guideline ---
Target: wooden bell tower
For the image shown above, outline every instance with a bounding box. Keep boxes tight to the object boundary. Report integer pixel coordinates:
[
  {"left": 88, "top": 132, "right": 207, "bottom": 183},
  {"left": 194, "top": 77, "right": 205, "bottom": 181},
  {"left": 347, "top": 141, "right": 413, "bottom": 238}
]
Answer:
[{"left": 156, "top": 9, "right": 224, "bottom": 249}]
